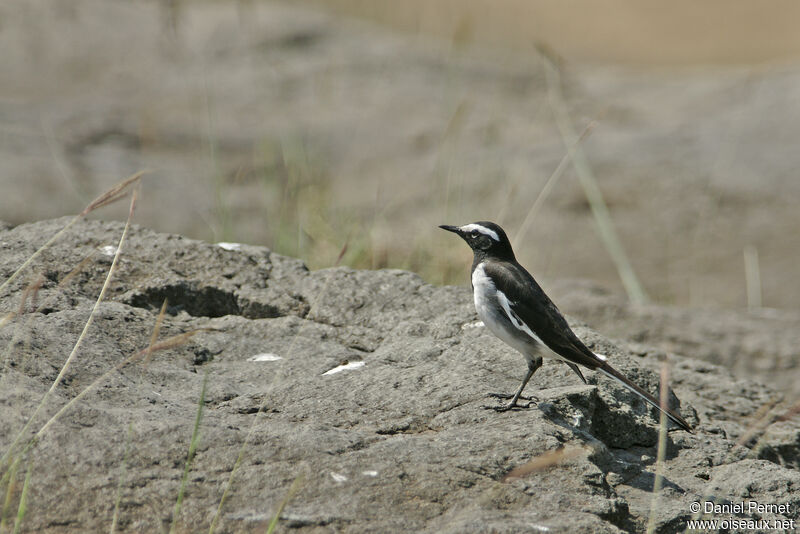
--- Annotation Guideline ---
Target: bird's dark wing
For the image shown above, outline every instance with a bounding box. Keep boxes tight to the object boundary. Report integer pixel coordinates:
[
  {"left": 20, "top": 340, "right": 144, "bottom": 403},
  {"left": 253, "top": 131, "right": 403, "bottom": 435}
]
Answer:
[{"left": 483, "top": 261, "right": 603, "bottom": 370}]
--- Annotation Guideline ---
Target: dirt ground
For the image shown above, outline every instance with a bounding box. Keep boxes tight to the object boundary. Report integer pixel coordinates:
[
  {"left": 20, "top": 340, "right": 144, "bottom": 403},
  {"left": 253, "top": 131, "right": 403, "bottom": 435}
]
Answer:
[{"left": 1, "top": 0, "right": 799, "bottom": 312}]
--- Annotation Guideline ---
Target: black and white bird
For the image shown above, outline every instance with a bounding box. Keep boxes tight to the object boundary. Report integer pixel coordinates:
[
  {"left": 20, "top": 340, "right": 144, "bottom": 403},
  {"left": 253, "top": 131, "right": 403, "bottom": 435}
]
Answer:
[{"left": 440, "top": 221, "right": 692, "bottom": 432}]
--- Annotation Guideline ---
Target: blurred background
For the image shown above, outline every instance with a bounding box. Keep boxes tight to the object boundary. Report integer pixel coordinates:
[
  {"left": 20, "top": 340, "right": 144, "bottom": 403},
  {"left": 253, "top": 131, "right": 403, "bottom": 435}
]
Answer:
[{"left": 2, "top": 0, "right": 800, "bottom": 315}]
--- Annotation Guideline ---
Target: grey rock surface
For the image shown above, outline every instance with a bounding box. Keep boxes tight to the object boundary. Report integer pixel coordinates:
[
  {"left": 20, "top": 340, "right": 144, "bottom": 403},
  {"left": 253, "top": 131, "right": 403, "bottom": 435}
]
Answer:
[
  {"left": 549, "top": 279, "right": 800, "bottom": 397},
  {"left": 1, "top": 218, "right": 798, "bottom": 533}
]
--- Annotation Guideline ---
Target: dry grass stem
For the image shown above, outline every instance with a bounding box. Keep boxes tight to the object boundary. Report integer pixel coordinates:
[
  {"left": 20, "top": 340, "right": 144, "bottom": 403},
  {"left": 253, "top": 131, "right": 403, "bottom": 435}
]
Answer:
[
  {"left": 0, "top": 188, "right": 138, "bottom": 470},
  {"left": 133, "top": 329, "right": 212, "bottom": 359},
  {"left": 734, "top": 398, "right": 800, "bottom": 453},
  {"left": 543, "top": 57, "right": 648, "bottom": 305},
  {"left": 773, "top": 400, "right": 800, "bottom": 423},
  {"left": 502, "top": 446, "right": 586, "bottom": 481},
  {"left": 59, "top": 254, "right": 96, "bottom": 288},
  {"left": 16, "top": 275, "right": 44, "bottom": 316},
  {"left": 143, "top": 299, "right": 169, "bottom": 367},
  {"left": 512, "top": 119, "right": 597, "bottom": 250},
  {"left": 266, "top": 474, "right": 305, "bottom": 534},
  {"left": 46, "top": 188, "right": 138, "bottom": 396},
  {"left": 335, "top": 241, "right": 349, "bottom": 267},
  {"left": 0, "top": 171, "right": 144, "bottom": 296},
  {"left": 0, "top": 326, "right": 208, "bottom": 486},
  {"left": 735, "top": 399, "right": 781, "bottom": 447},
  {"left": 34, "top": 329, "right": 210, "bottom": 443},
  {"left": 80, "top": 171, "right": 147, "bottom": 216},
  {"left": 0, "top": 254, "right": 95, "bottom": 384},
  {"left": 646, "top": 362, "right": 672, "bottom": 534},
  {"left": 743, "top": 244, "right": 762, "bottom": 309}
]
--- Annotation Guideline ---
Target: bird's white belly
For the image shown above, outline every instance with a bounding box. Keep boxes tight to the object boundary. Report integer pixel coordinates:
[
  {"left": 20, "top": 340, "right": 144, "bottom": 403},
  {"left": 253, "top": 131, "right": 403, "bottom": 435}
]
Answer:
[
  {"left": 477, "top": 297, "right": 533, "bottom": 356},
  {"left": 471, "top": 263, "right": 563, "bottom": 362}
]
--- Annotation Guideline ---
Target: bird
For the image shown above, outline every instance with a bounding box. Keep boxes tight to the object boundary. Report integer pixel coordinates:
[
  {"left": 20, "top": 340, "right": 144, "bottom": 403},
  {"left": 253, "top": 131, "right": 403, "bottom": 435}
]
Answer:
[{"left": 440, "top": 221, "right": 692, "bottom": 432}]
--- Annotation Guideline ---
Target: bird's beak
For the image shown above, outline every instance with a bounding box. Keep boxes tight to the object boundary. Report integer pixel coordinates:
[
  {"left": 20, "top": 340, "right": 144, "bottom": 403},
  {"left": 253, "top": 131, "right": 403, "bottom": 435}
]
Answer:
[{"left": 439, "top": 224, "right": 461, "bottom": 235}]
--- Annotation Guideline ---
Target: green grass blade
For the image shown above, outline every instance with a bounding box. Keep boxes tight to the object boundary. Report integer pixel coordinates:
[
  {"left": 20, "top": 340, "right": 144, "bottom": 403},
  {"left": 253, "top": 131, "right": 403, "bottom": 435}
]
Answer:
[
  {"left": 11, "top": 461, "right": 32, "bottom": 534},
  {"left": 266, "top": 474, "right": 304, "bottom": 534},
  {"left": 646, "top": 362, "right": 671, "bottom": 534},
  {"left": 0, "top": 457, "right": 21, "bottom": 531},
  {"left": 170, "top": 371, "right": 209, "bottom": 534},
  {"left": 110, "top": 423, "right": 134, "bottom": 534}
]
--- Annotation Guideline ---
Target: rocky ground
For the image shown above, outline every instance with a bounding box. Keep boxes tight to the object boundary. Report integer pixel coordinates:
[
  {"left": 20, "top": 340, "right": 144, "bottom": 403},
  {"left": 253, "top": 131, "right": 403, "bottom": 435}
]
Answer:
[{"left": 1, "top": 218, "right": 798, "bottom": 533}]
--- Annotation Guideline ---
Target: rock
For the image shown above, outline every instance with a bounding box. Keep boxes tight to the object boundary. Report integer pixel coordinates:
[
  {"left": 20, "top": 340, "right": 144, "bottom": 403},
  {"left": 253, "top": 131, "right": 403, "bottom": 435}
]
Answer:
[
  {"left": 0, "top": 218, "right": 798, "bottom": 533},
  {"left": 550, "top": 279, "right": 800, "bottom": 397}
]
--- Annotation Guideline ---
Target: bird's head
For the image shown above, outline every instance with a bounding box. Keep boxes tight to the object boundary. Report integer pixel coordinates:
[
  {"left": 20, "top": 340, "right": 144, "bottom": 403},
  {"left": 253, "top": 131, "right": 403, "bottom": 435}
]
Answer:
[{"left": 439, "top": 221, "right": 515, "bottom": 260}]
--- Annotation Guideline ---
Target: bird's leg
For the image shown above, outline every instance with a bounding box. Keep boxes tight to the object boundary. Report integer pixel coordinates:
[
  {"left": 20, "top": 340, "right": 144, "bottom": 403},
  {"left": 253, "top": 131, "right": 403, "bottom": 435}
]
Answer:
[{"left": 485, "top": 356, "right": 542, "bottom": 412}]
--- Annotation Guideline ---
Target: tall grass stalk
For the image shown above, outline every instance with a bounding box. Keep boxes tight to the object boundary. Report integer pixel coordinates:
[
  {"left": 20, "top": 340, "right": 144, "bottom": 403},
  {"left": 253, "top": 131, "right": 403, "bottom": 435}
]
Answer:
[
  {"left": 0, "top": 457, "right": 21, "bottom": 531},
  {"left": 645, "top": 362, "right": 671, "bottom": 534},
  {"left": 0, "top": 172, "right": 143, "bottom": 297},
  {"left": 0, "top": 327, "right": 207, "bottom": 494},
  {"left": 502, "top": 446, "right": 587, "bottom": 482},
  {"left": 11, "top": 461, "right": 32, "bottom": 534},
  {"left": 543, "top": 58, "right": 648, "bottom": 305},
  {"left": 743, "top": 245, "right": 762, "bottom": 309},
  {"left": 511, "top": 120, "right": 597, "bottom": 250},
  {"left": 143, "top": 299, "right": 169, "bottom": 367},
  {"left": 170, "top": 371, "right": 209, "bottom": 534},
  {"left": 32, "top": 329, "right": 208, "bottom": 450},
  {"left": 0, "top": 187, "right": 139, "bottom": 471},
  {"left": 266, "top": 474, "right": 305, "bottom": 534}
]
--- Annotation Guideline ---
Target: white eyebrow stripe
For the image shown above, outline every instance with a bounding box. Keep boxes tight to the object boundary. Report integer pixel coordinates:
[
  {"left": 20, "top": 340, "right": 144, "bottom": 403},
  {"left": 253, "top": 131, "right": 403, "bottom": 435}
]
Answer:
[{"left": 460, "top": 224, "right": 499, "bottom": 241}]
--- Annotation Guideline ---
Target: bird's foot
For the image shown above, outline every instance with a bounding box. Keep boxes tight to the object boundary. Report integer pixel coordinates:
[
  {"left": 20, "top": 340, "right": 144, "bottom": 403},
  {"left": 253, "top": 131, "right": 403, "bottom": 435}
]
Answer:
[
  {"left": 481, "top": 402, "right": 532, "bottom": 412},
  {"left": 485, "top": 392, "right": 537, "bottom": 402},
  {"left": 482, "top": 393, "right": 536, "bottom": 411}
]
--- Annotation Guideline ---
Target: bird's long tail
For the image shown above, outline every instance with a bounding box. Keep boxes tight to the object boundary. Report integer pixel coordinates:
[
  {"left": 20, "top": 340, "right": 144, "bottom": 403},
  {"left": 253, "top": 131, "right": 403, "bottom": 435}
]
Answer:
[{"left": 597, "top": 363, "right": 693, "bottom": 432}]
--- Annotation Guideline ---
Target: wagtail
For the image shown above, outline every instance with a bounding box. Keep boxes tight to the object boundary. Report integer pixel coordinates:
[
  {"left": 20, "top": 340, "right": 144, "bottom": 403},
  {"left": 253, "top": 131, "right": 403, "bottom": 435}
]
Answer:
[{"left": 440, "top": 221, "right": 692, "bottom": 432}]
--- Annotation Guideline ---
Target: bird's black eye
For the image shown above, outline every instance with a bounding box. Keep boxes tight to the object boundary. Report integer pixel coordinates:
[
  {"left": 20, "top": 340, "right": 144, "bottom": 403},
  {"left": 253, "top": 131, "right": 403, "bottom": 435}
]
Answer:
[{"left": 470, "top": 231, "right": 479, "bottom": 238}]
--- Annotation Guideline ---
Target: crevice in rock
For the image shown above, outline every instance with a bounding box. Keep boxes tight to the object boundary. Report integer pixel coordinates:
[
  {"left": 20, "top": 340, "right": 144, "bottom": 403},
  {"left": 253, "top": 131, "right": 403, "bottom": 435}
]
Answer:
[
  {"left": 125, "top": 281, "right": 239, "bottom": 317},
  {"left": 123, "top": 281, "right": 311, "bottom": 319},
  {"left": 192, "top": 347, "right": 221, "bottom": 365},
  {"left": 754, "top": 439, "right": 800, "bottom": 470},
  {"left": 594, "top": 499, "right": 633, "bottom": 533},
  {"left": 281, "top": 513, "right": 339, "bottom": 529}
]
